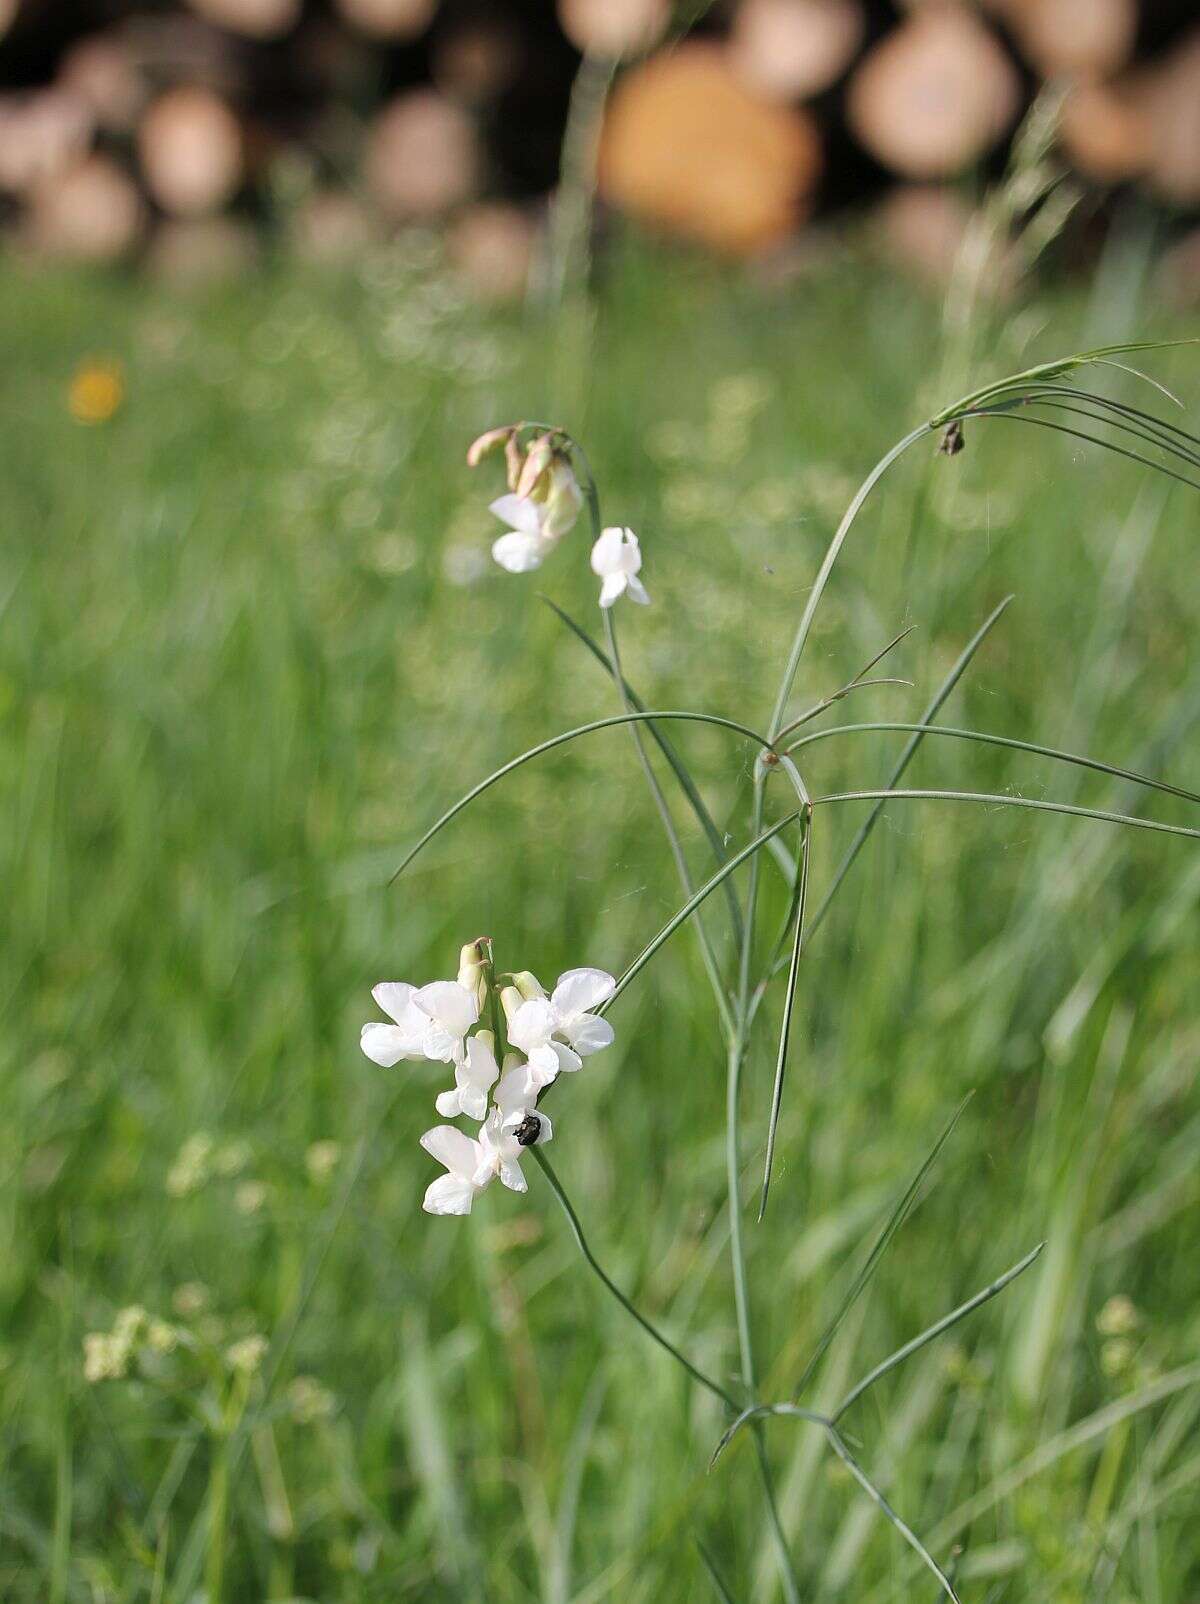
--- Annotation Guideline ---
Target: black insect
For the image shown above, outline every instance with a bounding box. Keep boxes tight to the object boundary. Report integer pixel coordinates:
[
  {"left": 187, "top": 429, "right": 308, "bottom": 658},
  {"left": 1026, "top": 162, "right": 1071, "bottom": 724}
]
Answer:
[{"left": 513, "top": 1115, "right": 542, "bottom": 1148}]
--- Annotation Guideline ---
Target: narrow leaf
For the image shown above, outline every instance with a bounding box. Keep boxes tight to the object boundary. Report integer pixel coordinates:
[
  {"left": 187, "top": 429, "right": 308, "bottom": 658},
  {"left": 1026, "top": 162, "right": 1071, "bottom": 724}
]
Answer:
[{"left": 811, "top": 788, "right": 1200, "bottom": 844}]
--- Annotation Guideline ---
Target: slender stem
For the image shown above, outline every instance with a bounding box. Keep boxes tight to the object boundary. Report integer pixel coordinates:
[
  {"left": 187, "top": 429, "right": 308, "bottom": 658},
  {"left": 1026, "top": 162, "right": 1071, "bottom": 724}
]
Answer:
[
  {"left": 533, "top": 1149, "right": 737, "bottom": 1409},
  {"left": 604, "top": 609, "right": 736, "bottom": 1041},
  {"left": 767, "top": 424, "right": 933, "bottom": 740}
]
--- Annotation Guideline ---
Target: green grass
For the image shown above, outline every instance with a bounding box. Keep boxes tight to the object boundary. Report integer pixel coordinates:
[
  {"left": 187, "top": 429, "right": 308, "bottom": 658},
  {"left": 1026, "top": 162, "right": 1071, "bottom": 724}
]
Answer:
[{"left": 3, "top": 234, "right": 1200, "bottom": 1602}]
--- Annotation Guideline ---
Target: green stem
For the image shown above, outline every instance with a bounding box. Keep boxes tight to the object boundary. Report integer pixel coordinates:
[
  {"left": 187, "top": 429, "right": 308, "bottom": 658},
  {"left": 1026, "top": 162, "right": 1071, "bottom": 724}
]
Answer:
[
  {"left": 205, "top": 1430, "right": 230, "bottom": 1604},
  {"left": 533, "top": 1149, "right": 736, "bottom": 1409},
  {"left": 767, "top": 424, "right": 933, "bottom": 741}
]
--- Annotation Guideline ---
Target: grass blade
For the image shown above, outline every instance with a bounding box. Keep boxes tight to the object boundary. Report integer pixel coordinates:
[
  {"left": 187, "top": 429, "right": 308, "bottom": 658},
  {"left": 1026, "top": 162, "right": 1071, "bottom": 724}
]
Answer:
[
  {"left": 801, "top": 595, "right": 1014, "bottom": 955},
  {"left": 792, "top": 1096, "right": 971, "bottom": 1401},
  {"left": 757, "top": 814, "right": 811, "bottom": 1222},
  {"left": 833, "top": 1242, "right": 1045, "bottom": 1422},
  {"left": 709, "top": 1402, "right": 831, "bottom": 1470},
  {"left": 542, "top": 596, "right": 746, "bottom": 947},
  {"left": 696, "top": 1537, "right": 739, "bottom": 1603}
]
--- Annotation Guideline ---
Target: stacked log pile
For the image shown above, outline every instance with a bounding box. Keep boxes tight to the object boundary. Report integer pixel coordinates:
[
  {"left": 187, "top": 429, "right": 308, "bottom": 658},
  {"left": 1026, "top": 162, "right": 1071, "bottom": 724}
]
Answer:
[{"left": 0, "top": 0, "right": 1197, "bottom": 294}]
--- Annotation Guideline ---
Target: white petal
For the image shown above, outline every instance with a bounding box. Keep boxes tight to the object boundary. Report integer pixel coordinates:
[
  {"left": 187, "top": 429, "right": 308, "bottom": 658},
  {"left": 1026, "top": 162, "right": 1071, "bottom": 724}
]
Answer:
[
  {"left": 598, "top": 572, "right": 625, "bottom": 608},
  {"left": 551, "top": 967, "right": 617, "bottom": 1019},
  {"left": 464, "top": 1033, "right": 500, "bottom": 1089},
  {"left": 626, "top": 574, "right": 650, "bottom": 605},
  {"left": 531, "top": 1111, "right": 552, "bottom": 1143},
  {"left": 434, "top": 1088, "right": 461, "bottom": 1117},
  {"left": 550, "top": 1041, "right": 583, "bottom": 1074},
  {"left": 590, "top": 526, "right": 624, "bottom": 576},
  {"left": 421, "top": 1022, "right": 456, "bottom": 1064},
  {"left": 490, "top": 493, "right": 544, "bottom": 534},
  {"left": 458, "top": 1083, "right": 489, "bottom": 1121},
  {"left": 617, "top": 530, "right": 643, "bottom": 575},
  {"left": 497, "top": 1158, "right": 528, "bottom": 1193},
  {"left": 419, "top": 1124, "right": 481, "bottom": 1180},
  {"left": 495, "top": 1060, "right": 542, "bottom": 1115},
  {"left": 360, "top": 1022, "right": 421, "bottom": 1067},
  {"left": 531, "top": 1043, "right": 566, "bottom": 1078},
  {"left": 423, "top": 1174, "right": 476, "bottom": 1215},
  {"left": 492, "top": 529, "right": 552, "bottom": 573},
  {"left": 372, "top": 982, "right": 418, "bottom": 1026},
  {"left": 414, "top": 981, "right": 478, "bottom": 1036},
  {"left": 567, "top": 1013, "right": 615, "bottom": 1056},
  {"left": 508, "top": 998, "right": 557, "bottom": 1053}
]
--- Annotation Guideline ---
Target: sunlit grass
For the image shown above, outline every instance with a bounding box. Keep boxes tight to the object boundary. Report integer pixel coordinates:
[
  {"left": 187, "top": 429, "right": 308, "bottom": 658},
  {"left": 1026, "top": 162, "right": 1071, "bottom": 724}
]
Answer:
[{"left": 2, "top": 236, "right": 1200, "bottom": 1601}]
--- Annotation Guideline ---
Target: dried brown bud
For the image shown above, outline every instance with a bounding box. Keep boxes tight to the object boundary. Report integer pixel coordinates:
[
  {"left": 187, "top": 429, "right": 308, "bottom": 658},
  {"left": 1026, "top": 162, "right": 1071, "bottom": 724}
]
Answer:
[
  {"left": 516, "top": 432, "right": 556, "bottom": 500},
  {"left": 939, "top": 419, "right": 965, "bottom": 456},
  {"left": 466, "top": 425, "right": 514, "bottom": 468},
  {"left": 505, "top": 430, "right": 525, "bottom": 491}
]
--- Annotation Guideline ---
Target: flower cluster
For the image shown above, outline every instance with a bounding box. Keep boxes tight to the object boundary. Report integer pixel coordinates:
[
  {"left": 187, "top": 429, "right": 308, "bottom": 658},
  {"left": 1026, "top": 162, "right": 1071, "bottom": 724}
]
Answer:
[
  {"left": 360, "top": 939, "right": 616, "bottom": 1216},
  {"left": 466, "top": 423, "right": 650, "bottom": 608}
]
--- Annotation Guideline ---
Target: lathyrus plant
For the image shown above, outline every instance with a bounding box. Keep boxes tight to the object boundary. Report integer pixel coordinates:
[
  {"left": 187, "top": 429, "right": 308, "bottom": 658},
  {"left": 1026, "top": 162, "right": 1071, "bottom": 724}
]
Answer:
[{"left": 368, "top": 343, "right": 1200, "bottom": 1601}]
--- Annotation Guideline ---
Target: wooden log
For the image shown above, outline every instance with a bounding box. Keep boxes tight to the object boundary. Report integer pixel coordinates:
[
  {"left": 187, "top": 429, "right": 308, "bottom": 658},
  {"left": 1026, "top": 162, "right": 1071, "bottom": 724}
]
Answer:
[
  {"left": 138, "top": 87, "right": 243, "bottom": 217},
  {"left": 557, "top": 0, "right": 670, "bottom": 59},
  {"left": 448, "top": 202, "right": 536, "bottom": 302},
  {"left": 432, "top": 19, "right": 523, "bottom": 105},
  {"left": 26, "top": 154, "right": 145, "bottom": 261},
  {"left": 60, "top": 34, "right": 148, "bottom": 134},
  {"left": 147, "top": 216, "right": 259, "bottom": 284},
  {"left": 730, "top": 0, "right": 864, "bottom": 102},
  {"left": 1139, "top": 30, "right": 1200, "bottom": 207},
  {"left": 365, "top": 90, "right": 479, "bottom": 221},
  {"left": 846, "top": 5, "right": 1020, "bottom": 179},
  {"left": 334, "top": 0, "right": 437, "bottom": 42},
  {"left": 598, "top": 43, "right": 822, "bottom": 255},
  {"left": 1157, "top": 227, "right": 1200, "bottom": 309},
  {"left": 1002, "top": 0, "right": 1136, "bottom": 80},
  {"left": 0, "top": 89, "right": 93, "bottom": 194},
  {"left": 1060, "top": 79, "right": 1149, "bottom": 184},
  {"left": 185, "top": 0, "right": 301, "bottom": 41},
  {"left": 875, "top": 182, "right": 968, "bottom": 287}
]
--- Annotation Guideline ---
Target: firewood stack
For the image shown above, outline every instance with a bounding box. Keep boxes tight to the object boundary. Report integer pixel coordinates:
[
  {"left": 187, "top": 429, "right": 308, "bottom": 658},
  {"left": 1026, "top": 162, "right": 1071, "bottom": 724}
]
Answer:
[{"left": 0, "top": 0, "right": 1196, "bottom": 289}]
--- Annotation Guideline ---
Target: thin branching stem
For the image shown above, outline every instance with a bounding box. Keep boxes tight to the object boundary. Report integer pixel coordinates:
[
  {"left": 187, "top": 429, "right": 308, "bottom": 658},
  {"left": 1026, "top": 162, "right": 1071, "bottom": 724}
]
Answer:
[
  {"left": 533, "top": 1149, "right": 738, "bottom": 1410},
  {"left": 786, "top": 722, "right": 1200, "bottom": 808}
]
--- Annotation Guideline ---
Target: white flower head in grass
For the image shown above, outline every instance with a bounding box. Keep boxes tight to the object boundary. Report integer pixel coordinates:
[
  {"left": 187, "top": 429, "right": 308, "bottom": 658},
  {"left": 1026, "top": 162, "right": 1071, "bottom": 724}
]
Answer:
[
  {"left": 591, "top": 526, "right": 649, "bottom": 608},
  {"left": 469, "top": 424, "right": 583, "bottom": 574},
  {"left": 507, "top": 967, "right": 616, "bottom": 1082},
  {"left": 435, "top": 1027, "right": 500, "bottom": 1121},
  {"left": 361, "top": 979, "right": 478, "bottom": 1068}
]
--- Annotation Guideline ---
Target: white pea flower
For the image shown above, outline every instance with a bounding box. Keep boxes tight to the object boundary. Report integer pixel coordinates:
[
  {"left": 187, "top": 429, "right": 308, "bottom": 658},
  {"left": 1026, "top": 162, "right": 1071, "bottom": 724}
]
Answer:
[
  {"left": 476, "top": 1104, "right": 553, "bottom": 1195},
  {"left": 490, "top": 460, "right": 583, "bottom": 574},
  {"left": 420, "top": 1124, "right": 489, "bottom": 1216},
  {"left": 507, "top": 967, "right": 616, "bottom": 1081},
  {"left": 590, "top": 526, "right": 649, "bottom": 608},
  {"left": 435, "top": 1028, "right": 500, "bottom": 1121},
  {"left": 494, "top": 1055, "right": 543, "bottom": 1116},
  {"left": 361, "top": 980, "right": 478, "bottom": 1068}
]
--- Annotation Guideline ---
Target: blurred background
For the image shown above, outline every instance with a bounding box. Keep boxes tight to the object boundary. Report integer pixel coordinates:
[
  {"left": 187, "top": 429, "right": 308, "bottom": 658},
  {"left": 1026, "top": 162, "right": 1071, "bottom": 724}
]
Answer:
[
  {"left": 5, "top": 4, "right": 1200, "bottom": 1604},
  {"left": 0, "top": 0, "right": 1199, "bottom": 291}
]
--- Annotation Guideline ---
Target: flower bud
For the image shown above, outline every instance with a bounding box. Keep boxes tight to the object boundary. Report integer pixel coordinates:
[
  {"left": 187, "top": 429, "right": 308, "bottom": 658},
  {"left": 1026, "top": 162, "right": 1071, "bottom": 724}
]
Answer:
[
  {"left": 540, "top": 457, "right": 583, "bottom": 539},
  {"left": 499, "top": 984, "right": 524, "bottom": 1024},
  {"left": 466, "top": 425, "right": 514, "bottom": 469},
  {"left": 457, "top": 938, "right": 490, "bottom": 1008},
  {"left": 505, "top": 431, "right": 525, "bottom": 491},
  {"left": 516, "top": 432, "right": 556, "bottom": 500},
  {"left": 510, "top": 970, "right": 547, "bottom": 1001}
]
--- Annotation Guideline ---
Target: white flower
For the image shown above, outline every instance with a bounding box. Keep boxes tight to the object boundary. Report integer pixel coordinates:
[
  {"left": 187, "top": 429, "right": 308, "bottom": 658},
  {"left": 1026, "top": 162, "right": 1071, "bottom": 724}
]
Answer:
[
  {"left": 507, "top": 967, "right": 616, "bottom": 1081},
  {"left": 489, "top": 461, "right": 582, "bottom": 574},
  {"left": 435, "top": 1029, "right": 500, "bottom": 1121},
  {"left": 590, "top": 526, "right": 649, "bottom": 608},
  {"left": 420, "top": 1124, "right": 488, "bottom": 1216},
  {"left": 361, "top": 980, "right": 478, "bottom": 1068},
  {"left": 476, "top": 1105, "right": 553, "bottom": 1195},
  {"left": 490, "top": 494, "right": 557, "bottom": 573}
]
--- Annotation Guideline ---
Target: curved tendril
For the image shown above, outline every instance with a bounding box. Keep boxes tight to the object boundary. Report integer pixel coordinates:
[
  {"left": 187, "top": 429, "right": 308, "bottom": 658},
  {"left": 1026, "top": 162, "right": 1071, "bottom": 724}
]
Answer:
[{"left": 389, "top": 710, "right": 773, "bottom": 884}]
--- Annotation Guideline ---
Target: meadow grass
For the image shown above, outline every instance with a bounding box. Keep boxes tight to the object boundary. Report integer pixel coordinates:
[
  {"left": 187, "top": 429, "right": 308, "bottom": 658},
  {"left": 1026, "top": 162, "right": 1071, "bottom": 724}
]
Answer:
[{"left": 2, "top": 234, "right": 1200, "bottom": 1602}]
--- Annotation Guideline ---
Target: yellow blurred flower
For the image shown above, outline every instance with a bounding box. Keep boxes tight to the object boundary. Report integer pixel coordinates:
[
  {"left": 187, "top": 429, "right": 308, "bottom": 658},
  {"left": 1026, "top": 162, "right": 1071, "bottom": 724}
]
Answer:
[{"left": 68, "top": 359, "right": 125, "bottom": 425}]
